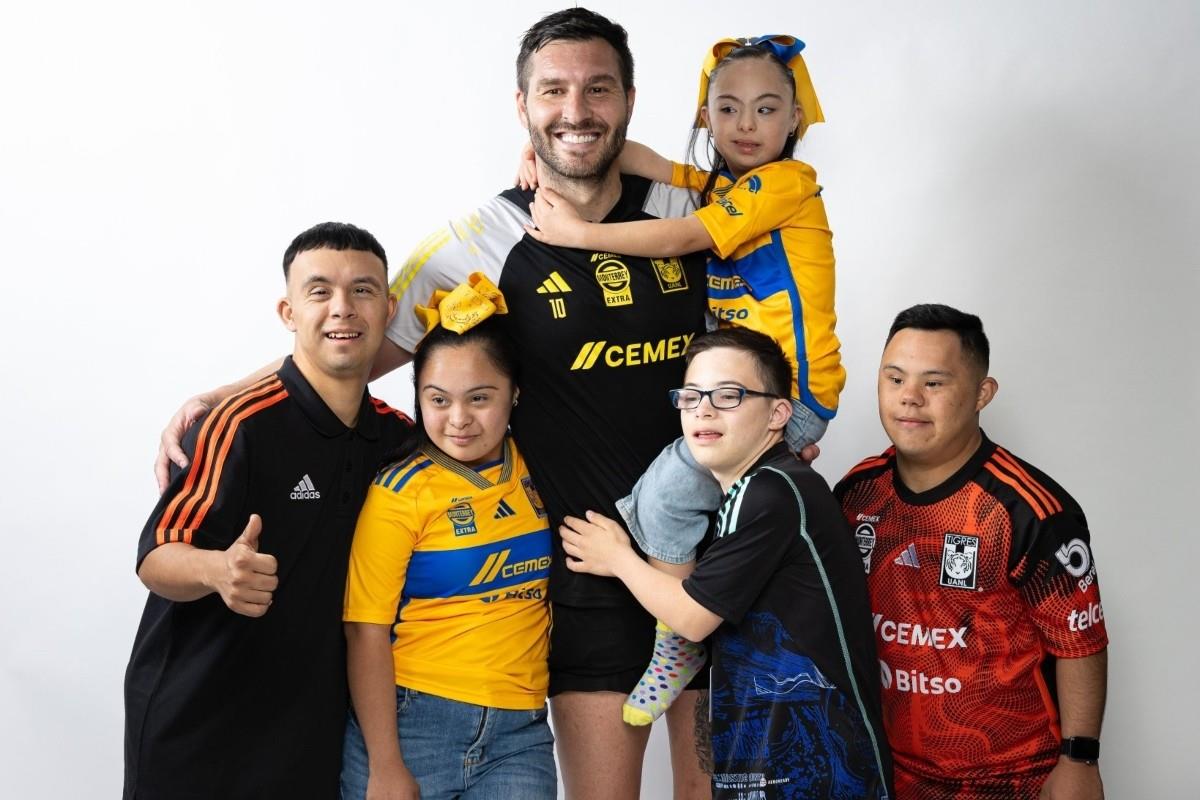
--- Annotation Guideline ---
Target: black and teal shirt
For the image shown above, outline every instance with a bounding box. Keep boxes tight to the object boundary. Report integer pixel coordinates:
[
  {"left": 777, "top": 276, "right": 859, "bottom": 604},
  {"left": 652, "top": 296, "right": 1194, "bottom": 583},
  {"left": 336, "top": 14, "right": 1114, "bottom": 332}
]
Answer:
[{"left": 683, "top": 444, "right": 894, "bottom": 799}]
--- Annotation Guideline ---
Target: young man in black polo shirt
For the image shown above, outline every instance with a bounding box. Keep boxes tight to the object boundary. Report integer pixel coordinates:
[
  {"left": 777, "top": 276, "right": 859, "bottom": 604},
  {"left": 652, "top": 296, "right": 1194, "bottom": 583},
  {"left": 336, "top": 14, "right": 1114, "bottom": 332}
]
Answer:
[
  {"left": 153, "top": 11, "right": 714, "bottom": 798},
  {"left": 560, "top": 328, "right": 893, "bottom": 799},
  {"left": 124, "top": 223, "right": 413, "bottom": 800}
]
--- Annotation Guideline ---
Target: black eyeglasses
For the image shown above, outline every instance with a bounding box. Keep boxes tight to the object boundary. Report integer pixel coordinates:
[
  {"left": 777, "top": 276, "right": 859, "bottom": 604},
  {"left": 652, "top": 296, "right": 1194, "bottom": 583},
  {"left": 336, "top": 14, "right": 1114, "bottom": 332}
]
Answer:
[{"left": 668, "top": 386, "right": 780, "bottom": 410}]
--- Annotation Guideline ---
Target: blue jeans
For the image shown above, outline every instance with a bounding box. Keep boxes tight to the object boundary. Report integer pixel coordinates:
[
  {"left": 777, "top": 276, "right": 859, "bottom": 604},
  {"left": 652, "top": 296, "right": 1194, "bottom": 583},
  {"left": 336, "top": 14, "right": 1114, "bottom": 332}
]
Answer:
[
  {"left": 617, "top": 399, "right": 829, "bottom": 563},
  {"left": 341, "top": 686, "right": 556, "bottom": 800}
]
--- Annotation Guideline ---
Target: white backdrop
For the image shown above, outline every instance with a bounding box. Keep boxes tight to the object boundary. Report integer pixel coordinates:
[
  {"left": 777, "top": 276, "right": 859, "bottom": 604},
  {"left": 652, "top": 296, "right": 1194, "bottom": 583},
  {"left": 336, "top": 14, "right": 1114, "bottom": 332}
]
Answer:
[{"left": 2, "top": 1, "right": 1197, "bottom": 796}]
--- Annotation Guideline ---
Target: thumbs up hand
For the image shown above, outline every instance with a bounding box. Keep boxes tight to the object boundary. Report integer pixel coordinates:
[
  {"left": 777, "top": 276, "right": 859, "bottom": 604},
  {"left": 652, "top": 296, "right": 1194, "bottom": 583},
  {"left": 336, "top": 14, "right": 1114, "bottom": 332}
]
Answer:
[{"left": 212, "top": 514, "right": 278, "bottom": 617}]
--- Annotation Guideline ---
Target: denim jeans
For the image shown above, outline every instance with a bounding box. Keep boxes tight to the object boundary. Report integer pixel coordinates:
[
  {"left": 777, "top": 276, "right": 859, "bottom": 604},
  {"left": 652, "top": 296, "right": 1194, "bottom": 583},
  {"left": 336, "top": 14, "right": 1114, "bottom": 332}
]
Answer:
[
  {"left": 617, "top": 399, "right": 829, "bottom": 563},
  {"left": 341, "top": 686, "right": 556, "bottom": 800}
]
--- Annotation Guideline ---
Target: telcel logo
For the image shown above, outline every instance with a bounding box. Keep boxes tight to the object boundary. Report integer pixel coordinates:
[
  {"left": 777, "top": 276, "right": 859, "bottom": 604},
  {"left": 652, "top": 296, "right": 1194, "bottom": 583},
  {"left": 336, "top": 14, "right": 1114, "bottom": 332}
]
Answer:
[
  {"left": 1068, "top": 601, "right": 1104, "bottom": 632},
  {"left": 879, "top": 660, "right": 963, "bottom": 695}
]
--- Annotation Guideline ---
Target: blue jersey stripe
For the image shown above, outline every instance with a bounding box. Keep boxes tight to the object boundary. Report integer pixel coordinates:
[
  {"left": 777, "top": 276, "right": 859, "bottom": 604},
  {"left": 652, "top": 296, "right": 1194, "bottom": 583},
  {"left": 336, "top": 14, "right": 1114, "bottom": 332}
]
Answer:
[
  {"left": 388, "top": 459, "right": 434, "bottom": 492},
  {"left": 403, "top": 528, "right": 552, "bottom": 600}
]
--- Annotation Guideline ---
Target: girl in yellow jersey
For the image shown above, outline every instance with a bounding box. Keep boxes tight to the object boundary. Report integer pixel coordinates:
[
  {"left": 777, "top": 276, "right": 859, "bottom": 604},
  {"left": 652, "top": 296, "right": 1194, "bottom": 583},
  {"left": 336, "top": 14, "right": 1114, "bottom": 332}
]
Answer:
[
  {"left": 341, "top": 276, "right": 555, "bottom": 799},
  {"left": 522, "top": 36, "right": 844, "bottom": 726}
]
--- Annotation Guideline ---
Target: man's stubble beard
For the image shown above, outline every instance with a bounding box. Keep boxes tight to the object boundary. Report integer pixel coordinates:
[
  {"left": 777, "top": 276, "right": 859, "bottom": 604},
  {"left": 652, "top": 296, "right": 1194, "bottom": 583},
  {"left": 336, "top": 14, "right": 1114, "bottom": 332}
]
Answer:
[{"left": 527, "top": 119, "right": 628, "bottom": 183}]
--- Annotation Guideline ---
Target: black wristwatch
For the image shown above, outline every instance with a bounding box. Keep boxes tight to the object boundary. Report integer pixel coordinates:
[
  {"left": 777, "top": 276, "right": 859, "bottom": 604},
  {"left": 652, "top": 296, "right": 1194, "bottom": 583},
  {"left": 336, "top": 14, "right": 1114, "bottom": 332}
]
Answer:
[{"left": 1060, "top": 736, "right": 1100, "bottom": 764}]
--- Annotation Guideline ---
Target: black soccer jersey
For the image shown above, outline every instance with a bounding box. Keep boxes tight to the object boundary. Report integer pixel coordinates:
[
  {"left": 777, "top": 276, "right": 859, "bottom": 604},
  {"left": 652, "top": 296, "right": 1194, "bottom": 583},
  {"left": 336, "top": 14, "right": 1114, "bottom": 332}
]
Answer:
[
  {"left": 387, "top": 176, "right": 708, "bottom": 606},
  {"left": 683, "top": 444, "right": 893, "bottom": 800},
  {"left": 124, "top": 357, "right": 412, "bottom": 800}
]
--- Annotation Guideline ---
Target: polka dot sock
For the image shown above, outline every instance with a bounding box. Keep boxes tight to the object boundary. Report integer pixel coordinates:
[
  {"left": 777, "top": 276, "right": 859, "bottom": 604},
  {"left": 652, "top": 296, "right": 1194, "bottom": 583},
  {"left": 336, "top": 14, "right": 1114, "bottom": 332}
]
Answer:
[{"left": 622, "top": 621, "right": 706, "bottom": 726}]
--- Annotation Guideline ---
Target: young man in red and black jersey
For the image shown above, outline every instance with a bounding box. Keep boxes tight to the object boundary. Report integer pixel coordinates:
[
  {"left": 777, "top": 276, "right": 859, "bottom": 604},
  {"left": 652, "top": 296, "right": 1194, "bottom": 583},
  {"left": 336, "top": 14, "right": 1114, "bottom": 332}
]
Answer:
[
  {"left": 835, "top": 304, "right": 1108, "bottom": 799},
  {"left": 124, "top": 223, "right": 413, "bottom": 799}
]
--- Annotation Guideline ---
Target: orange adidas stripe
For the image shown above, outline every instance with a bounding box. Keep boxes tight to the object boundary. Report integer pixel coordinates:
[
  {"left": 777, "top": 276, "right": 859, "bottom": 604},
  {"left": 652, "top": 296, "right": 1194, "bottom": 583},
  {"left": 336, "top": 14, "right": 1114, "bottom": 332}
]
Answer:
[
  {"left": 370, "top": 397, "right": 413, "bottom": 424},
  {"left": 178, "top": 390, "right": 289, "bottom": 539},
  {"left": 983, "top": 461, "right": 1050, "bottom": 520},
  {"left": 157, "top": 378, "right": 285, "bottom": 544},
  {"left": 160, "top": 378, "right": 283, "bottom": 536},
  {"left": 843, "top": 449, "right": 893, "bottom": 479},
  {"left": 993, "top": 448, "right": 1062, "bottom": 515}
]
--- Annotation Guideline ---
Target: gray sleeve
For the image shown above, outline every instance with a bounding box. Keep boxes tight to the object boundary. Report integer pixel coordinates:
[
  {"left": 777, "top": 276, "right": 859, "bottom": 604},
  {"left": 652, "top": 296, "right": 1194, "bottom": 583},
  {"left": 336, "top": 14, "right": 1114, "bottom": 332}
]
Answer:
[
  {"left": 385, "top": 195, "right": 528, "bottom": 351},
  {"left": 642, "top": 181, "right": 697, "bottom": 221}
]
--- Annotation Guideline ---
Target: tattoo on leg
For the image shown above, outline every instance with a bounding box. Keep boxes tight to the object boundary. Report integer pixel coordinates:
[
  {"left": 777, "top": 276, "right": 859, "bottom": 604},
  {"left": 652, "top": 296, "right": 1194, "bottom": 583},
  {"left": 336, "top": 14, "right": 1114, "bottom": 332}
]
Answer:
[{"left": 693, "top": 689, "right": 712, "bottom": 775}]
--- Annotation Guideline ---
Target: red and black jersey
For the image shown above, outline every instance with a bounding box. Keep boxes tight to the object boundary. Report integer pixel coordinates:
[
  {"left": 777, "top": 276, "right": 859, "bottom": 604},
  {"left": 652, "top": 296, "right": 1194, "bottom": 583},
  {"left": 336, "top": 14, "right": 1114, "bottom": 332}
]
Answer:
[
  {"left": 124, "top": 357, "right": 413, "bottom": 800},
  {"left": 834, "top": 433, "right": 1107, "bottom": 799}
]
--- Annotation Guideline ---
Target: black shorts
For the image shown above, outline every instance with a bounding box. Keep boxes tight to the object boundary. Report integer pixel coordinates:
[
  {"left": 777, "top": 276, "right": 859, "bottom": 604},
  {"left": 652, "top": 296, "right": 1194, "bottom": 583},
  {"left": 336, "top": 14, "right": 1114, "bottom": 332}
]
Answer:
[{"left": 548, "top": 602, "right": 710, "bottom": 696}]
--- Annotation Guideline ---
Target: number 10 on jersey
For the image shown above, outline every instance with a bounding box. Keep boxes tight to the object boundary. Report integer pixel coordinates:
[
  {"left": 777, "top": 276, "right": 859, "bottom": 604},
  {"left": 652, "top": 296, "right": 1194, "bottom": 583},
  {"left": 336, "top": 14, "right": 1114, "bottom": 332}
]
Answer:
[{"left": 549, "top": 298, "right": 567, "bottom": 319}]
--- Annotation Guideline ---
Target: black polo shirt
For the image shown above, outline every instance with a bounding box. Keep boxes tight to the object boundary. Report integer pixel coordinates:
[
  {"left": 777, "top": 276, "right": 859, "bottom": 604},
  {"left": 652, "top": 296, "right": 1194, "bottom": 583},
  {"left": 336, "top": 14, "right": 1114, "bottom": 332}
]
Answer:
[{"left": 124, "top": 357, "right": 412, "bottom": 800}]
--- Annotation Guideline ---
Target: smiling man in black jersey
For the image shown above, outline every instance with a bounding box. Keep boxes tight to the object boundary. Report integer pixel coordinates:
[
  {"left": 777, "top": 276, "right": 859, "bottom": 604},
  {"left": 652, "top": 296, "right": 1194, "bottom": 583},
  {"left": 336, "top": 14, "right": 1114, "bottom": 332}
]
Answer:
[{"left": 154, "top": 8, "right": 712, "bottom": 799}]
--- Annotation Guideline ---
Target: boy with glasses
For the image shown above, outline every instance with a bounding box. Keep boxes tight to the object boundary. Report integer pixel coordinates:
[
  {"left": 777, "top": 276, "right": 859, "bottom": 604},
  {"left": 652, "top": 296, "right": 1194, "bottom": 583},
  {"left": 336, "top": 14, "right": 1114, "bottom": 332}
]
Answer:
[{"left": 560, "top": 327, "right": 891, "bottom": 799}]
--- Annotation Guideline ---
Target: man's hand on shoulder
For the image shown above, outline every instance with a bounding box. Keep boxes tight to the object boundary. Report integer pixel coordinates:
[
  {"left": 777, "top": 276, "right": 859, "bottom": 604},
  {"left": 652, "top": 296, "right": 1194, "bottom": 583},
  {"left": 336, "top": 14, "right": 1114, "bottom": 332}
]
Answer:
[
  {"left": 155, "top": 393, "right": 215, "bottom": 492},
  {"left": 1039, "top": 757, "right": 1103, "bottom": 800}
]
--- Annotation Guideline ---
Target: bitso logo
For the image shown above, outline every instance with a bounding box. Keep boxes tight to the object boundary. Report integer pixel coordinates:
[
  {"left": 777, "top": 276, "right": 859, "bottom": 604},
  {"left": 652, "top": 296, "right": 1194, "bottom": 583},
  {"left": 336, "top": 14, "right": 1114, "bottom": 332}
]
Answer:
[
  {"left": 879, "top": 660, "right": 963, "bottom": 695},
  {"left": 939, "top": 533, "right": 980, "bottom": 590},
  {"left": 446, "top": 501, "right": 478, "bottom": 536},
  {"left": 290, "top": 474, "right": 321, "bottom": 500},
  {"left": 650, "top": 257, "right": 688, "bottom": 293},
  {"left": 855, "top": 523, "right": 877, "bottom": 574},
  {"left": 592, "top": 255, "right": 633, "bottom": 307}
]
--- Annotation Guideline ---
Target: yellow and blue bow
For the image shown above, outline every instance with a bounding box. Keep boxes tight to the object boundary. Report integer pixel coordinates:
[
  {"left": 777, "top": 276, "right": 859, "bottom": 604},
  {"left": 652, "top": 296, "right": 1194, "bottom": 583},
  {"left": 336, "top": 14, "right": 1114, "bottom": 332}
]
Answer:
[
  {"left": 414, "top": 272, "right": 508, "bottom": 336},
  {"left": 696, "top": 35, "right": 824, "bottom": 130}
]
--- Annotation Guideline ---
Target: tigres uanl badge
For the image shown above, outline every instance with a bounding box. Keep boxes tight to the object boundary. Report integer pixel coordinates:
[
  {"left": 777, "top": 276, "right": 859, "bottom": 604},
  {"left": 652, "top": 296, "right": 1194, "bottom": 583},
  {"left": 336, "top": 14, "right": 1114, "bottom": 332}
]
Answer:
[
  {"left": 594, "top": 258, "right": 633, "bottom": 307},
  {"left": 521, "top": 476, "right": 547, "bottom": 518},
  {"left": 446, "top": 502, "right": 478, "bottom": 536},
  {"left": 939, "top": 533, "right": 979, "bottom": 589},
  {"left": 651, "top": 257, "right": 688, "bottom": 293}
]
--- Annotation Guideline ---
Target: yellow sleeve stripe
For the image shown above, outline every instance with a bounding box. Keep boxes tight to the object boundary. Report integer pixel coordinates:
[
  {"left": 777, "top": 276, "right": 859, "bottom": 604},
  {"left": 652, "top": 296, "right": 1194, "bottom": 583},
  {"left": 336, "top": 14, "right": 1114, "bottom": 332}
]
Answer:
[{"left": 389, "top": 229, "right": 453, "bottom": 298}]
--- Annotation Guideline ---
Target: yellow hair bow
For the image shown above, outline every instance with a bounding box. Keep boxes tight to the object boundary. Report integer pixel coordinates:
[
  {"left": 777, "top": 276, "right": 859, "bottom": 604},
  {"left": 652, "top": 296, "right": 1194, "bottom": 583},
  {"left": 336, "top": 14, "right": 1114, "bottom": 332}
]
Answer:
[
  {"left": 414, "top": 272, "right": 508, "bottom": 336},
  {"left": 696, "top": 35, "right": 824, "bottom": 130}
]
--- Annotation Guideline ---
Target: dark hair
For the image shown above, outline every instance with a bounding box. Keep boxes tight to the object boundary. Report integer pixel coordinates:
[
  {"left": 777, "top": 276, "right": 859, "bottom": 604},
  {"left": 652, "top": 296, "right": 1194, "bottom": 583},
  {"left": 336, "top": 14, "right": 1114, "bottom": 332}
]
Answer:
[
  {"left": 685, "top": 327, "right": 792, "bottom": 400},
  {"left": 886, "top": 304, "right": 991, "bottom": 373},
  {"left": 516, "top": 7, "right": 634, "bottom": 93},
  {"left": 281, "top": 222, "right": 388, "bottom": 279},
  {"left": 686, "top": 44, "right": 802, "bottom": 208},
  {"left": 385, "top": 319, "right": 521, "bottom": 465}
]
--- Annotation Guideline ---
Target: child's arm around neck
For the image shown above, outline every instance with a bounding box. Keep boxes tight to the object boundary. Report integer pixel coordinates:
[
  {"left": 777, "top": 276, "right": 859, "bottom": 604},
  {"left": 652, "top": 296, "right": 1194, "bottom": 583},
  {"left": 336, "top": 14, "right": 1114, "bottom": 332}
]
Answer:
[{"left": 525, "top": 183, "right": 715, "bottom": 257}]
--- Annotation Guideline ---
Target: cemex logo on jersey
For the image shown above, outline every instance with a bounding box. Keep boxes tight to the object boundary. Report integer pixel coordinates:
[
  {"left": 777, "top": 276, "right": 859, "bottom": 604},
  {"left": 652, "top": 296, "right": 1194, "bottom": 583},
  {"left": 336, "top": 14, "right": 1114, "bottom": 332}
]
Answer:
[
  {"left": 570, "top": 333, "right": 694, "bottom": 371},
  {"left": 1056, "top": 537, "right": 1099, "bottom": 593},
  {"left": 873, "top": 614, "right": 967, "bottom": 650},
  {"left": 290, "top": 474, "right": 321, "bottom": 500},
  {"left": 1068, "top": 601, "right": 1105, "bottom": 632},
  {"left": 879, "top": 660, "right": 963, "bottom": 695}
]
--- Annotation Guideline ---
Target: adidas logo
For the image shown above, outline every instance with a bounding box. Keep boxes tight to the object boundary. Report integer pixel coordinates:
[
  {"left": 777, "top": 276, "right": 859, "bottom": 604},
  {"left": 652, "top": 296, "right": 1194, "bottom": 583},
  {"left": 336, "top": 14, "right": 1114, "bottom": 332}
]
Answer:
[
  {"left": 535, "top": 271, "right": 572, "bottom": 294},
  {"left": 290, "top": 474, "right": 322, "bottom": 500},
  {"left": 894, "top": 543, "right": 920, "bottom": 569},
  {"left": 493, "top": 499, "right": 517, "bottom": 519}
]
